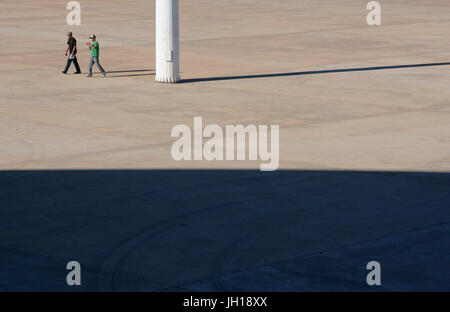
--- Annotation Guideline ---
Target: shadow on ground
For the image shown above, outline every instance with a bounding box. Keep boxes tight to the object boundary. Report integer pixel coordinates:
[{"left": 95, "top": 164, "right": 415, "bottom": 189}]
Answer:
[
  {"left": 108, "top": 73, "right": 155, "bottom": 78},
  {"left": 0, "top": 170, "right": 449, "bottom": 291},
  {"left": 107, "top": 70, "right": 153, "bottom": 74},
  {"left": 105, "top": 69, "right": 154, "bottom": 78},
  {"left": 181, "top": 62, "right": 450, "bottom": 83}
]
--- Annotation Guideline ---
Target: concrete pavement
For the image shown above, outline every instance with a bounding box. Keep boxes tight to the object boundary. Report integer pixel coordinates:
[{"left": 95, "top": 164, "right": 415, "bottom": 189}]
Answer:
[{"left": 0, "top": 0, "right": 449, "bottom": 291}]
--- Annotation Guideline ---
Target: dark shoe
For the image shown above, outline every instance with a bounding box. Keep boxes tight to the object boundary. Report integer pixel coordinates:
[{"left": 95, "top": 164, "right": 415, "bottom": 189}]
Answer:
[
  {"left": 102, "top": 72, "right": 107, "bottom": 78},
  {"left": 74, "top": 72, "right": 81, "bottom": 74},
  {"left": 62, "top": 71, "right": 67, "bottom": 74}
]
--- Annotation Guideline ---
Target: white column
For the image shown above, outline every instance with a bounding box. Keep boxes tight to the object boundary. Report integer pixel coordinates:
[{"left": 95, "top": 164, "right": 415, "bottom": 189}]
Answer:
[{"left": 155, "top": 0, "right": 180, "bottom": 83}]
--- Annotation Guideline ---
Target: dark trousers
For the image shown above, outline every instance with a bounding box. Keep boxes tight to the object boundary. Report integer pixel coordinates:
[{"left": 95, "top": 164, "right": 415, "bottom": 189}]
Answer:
[{"left": 63, "top": 56, "right": 81, "bottom": 73}]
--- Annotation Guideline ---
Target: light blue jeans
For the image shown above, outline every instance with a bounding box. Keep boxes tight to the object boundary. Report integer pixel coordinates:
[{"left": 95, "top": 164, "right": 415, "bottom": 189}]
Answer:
[{"left": 88, "top": 56, "right": 106, "bottom": 75}]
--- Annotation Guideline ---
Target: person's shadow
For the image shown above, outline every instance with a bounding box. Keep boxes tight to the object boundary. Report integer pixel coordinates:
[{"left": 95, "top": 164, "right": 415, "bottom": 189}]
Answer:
[{"left": 106, "top": 69, "right": 155, "bottom": 78}]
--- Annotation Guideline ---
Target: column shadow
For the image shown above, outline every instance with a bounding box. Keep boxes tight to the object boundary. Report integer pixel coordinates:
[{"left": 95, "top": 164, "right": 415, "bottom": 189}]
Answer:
[{"left": 181, "top": 62, "right": 450, "bottom": 83}]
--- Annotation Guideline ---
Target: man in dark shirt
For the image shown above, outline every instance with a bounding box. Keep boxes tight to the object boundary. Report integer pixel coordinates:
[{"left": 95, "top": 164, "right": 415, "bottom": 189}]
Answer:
[{"left": 62, "top": 32, "right": 81, "bottom": 74}]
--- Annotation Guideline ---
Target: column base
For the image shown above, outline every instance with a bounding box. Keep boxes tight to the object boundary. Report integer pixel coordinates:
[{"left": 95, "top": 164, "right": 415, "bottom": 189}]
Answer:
[{"left": 155, "top": 76, "right": 180, "bottom": 83}]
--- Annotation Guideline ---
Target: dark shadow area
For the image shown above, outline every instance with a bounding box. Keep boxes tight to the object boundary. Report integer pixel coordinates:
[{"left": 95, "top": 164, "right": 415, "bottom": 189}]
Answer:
[
  {"left": 0, "top": 170, "right": 449, "bottom": 291},
  {"left": 107, "top": 73, "right": 155, "bottom": 78},
  {"left": 181, "top": 62, "right": 450, "bottom": 83},
  {"left": 107, "top": 69, "right": 153, "bottom": 74}
]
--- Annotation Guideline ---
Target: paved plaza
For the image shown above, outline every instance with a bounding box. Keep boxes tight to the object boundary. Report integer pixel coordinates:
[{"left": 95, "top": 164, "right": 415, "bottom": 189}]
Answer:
[{"left": 1, "top": 0, "right": 449, "bottom": 291}]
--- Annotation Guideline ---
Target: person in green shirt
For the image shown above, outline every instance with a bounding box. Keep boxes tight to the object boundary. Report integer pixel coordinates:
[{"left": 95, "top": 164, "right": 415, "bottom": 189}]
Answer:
[{"left": 86, "top": 35, "right": 107, "bottom": 78}]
